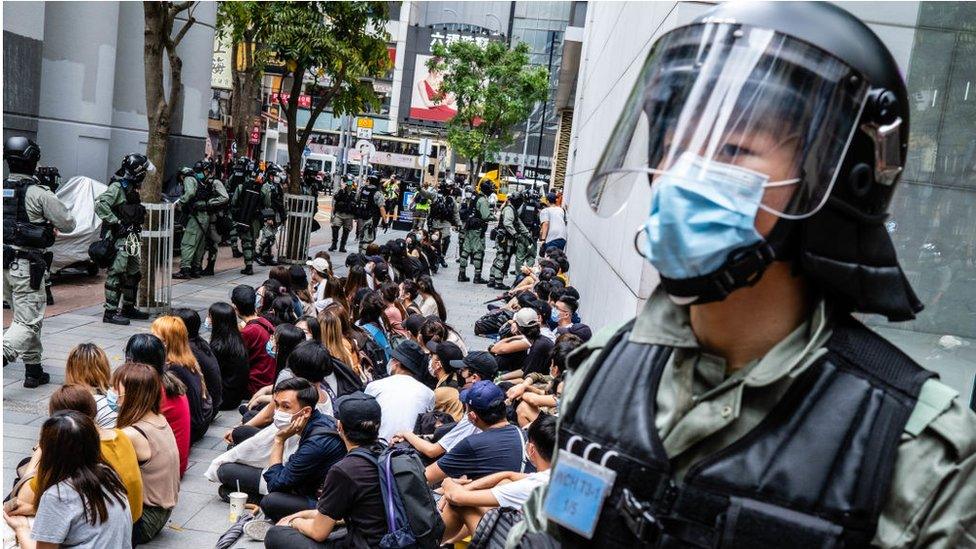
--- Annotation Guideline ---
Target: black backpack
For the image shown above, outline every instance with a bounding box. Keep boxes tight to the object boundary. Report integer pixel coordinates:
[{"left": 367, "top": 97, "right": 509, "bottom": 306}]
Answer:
[
  {"left": 353, "top": 330, "right": 389, "bottom": 380},
  {"left": 350, "top": 446, "right": 445, "bottom": 549},
  {"left": 474, "top": 308, "right": 514, "bottom": 337},
  {"left": 470, "top": 507, "right": 525, "bottom": 549}
]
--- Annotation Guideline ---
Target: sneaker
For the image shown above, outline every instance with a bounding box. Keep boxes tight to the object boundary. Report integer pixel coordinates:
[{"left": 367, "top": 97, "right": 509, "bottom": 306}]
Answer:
[
  {"left": 23, "top": 372, "right": 50, "bottom": 389},
  {"left": 121, "top": 305, "right": 150, "bottom": 320},
  {"left": 243, "top": 519, "right": 272, "bottom": 541}
]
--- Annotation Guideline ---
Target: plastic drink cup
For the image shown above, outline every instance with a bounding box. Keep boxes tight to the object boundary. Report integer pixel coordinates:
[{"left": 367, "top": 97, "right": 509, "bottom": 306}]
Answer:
[{"left": 228, "top": 492, "right": 248, "bottom": 522}]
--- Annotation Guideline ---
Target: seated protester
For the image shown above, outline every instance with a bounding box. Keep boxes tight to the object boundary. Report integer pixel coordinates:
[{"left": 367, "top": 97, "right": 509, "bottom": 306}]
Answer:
[
  {"left": 306, "top": 257, "right": 334, "bottom": 313},
  {"left": 4, "top": 411, "right": 132, "bottom": 549},
  {"left": 296, "top": 315, "right": 321, "bottom": 344},
  {"left": 416, "top": 275, "right": 447, "bottom": 320},
  {"left": 124, "top": 334, "right": 191, "bottom": 476},
  {"left": 345, "top": 265, "right": 369, "bottom": 305},
  {"left": 208, "top": 302, "right": 251, "bottom": 411},
  {"left": 507, "top": 335, "right": 582, "bottom": 427},
  {"left": 113, "top": 362, "right": 182, "bottom": 543},
  {"left": 320, "top": 306, "right": 369, "bottom": 384},
  {"left": 173, "top": 307, "right": 223, "bottom": 416},
  {"left": 402, "top": 313, "right": 426, "bottom": 341},
  {"left": 152, "top": 316, "right": 214, "bottom": 443},
  {"left": 426, "top": 341, "right": 466, "bottom": 421},
  {"left": 393, "top": 351, "right": 496, "bottom": 461},
  {"left": 265, "top": 392, "right": 388, "bottom": 549},
  {"left": 364, "top": 340, "right": 435, "bottom": 442},
  {"left": 356, "top": 291, "right": 395, "bottom": 364},
  {"left": 6, "top": 385, "right": 143, "bottom": 524},
  {"left": 289, "top": 264, "right": 317, "bottom": 317},
  {"left": 399, "top": 279, "right": 424, "bottom": 317},
  {"left": 266, "top": 295, "right": 300, "bottom": 327},
  {"left": 439, "top": 413, "right": 557, "bottom": 542},
  {"left": 420, "top": 316, "right": 469, "bottom": 355},
  {"left": 426, "top": 381, "right": 533, "bottom": 484},
  {"left": 380, "top": 281, "right": 410, "bottom": 337},
  {"left": 262, "top": 378, "right": 346, "bottom": 523},
  {"left": 232, "top": 284, "right": 277, "bottom": 397},
  {"left": 244, "top": 323, "right": 307, "bottom": 415},
  {"left": 496, "top": 308, "right": 555, "bottom": 383},
  {"left": 270, "top": 265, "right": 306, "bottom": 319},
  {"left": 64, "top": 343, "right": 118, "bottom": 428},
  {"left": 224, "top": 341, "right": 339, "bottom": 447},
  {"left": 550, "top": 295, "right": 591, "bottom": 342}
]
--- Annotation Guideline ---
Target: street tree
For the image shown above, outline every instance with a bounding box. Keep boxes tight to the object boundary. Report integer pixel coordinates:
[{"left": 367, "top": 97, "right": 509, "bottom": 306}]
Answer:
[
  {"left": 428, "top": 40, "right": 549, "bottom": 184},
  {"left": 143, "top": 1, "right": 199, "bottom": 201},
  {"left": 264, "top": 1, "right": 391, "bottom": 192},
  {"left": 216, "top": 2, "right": 274, "bottom": 158}
]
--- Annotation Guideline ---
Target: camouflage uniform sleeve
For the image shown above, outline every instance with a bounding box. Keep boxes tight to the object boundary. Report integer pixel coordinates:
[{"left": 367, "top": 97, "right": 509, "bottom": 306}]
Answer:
[
  {"left": 94, "top": 183, "right": 122, "bottom": 225},
  {"left": 501, "top": 206, "right": 517, "bottom": 236},
  {"left": 874, "top": 381, "right": 976, "bottom": 548},
  {"left": 477, "top": 197, "right": 491, "bottom": 221},
  {"left": 37, "top": 188, "right": 76, "bottom": 233},
  {"left": 209, "top": 180, "right": 229, "bottom": 207},
  {"left": 178, "top": 177, "right": 197, "bottom": 207}
]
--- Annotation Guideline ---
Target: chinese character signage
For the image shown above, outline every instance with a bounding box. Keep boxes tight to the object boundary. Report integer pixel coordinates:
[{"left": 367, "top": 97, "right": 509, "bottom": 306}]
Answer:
[{"left": 211, "top": 34, "right": 232, "bottom": 90}]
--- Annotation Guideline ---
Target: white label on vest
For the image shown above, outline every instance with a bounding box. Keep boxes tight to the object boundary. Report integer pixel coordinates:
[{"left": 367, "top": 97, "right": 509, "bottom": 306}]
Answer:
[
  {"left": 543, "top": 449, "right": 617, "bottom": 539},
  {"left": 3, "top": 189, "right": 14, "bottom": 198}
]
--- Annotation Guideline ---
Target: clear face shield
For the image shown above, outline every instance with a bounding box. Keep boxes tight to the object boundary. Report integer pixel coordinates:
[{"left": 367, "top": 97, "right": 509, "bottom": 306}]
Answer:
[{"left": 586, "top": 22, "right": 870, "bottom": 221}]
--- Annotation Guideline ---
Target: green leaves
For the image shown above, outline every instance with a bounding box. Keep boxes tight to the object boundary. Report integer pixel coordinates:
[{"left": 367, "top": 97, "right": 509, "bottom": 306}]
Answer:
[{"left": 428, "top": 39, "right": 549, "bottom": 170}]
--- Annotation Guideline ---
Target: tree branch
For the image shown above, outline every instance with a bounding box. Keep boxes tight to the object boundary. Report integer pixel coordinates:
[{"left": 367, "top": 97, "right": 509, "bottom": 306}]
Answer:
[
  {"left": 301, "top": 63, "right": 347, "bottom": 149},
  {"left": 171, "top": 14, "right": 196, "bottom": 48}
]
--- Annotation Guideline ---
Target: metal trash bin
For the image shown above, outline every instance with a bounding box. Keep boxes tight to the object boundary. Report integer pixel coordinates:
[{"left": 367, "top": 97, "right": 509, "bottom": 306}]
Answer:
[
  {"left": 137, "top": 202, "right": 175, "bottom": 313},
  {"left": 277, "top": 193, "right": 316, "bottom": 264}
]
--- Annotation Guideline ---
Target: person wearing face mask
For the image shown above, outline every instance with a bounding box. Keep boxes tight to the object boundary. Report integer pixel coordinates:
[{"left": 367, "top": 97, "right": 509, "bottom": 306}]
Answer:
[
  {"left": 426, "top": 341, "right": 465, "bottom": 421},
  {"left": 550, "top": 295, "right": 592, "bottom": 343},
  {"left": 510, "top": 3, "right": 976, "bottom": 548},
  {"left": 231, "top": 285, "right": 276, "bottom": 397}
]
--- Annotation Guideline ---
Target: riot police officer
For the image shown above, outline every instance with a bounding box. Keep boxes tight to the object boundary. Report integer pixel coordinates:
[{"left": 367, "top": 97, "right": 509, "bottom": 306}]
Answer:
[
  {"left": 330, "top": 177, "right": 357, "bottom": 252},
  {"left": 510, "top": 3, "right": 976, "bottom": 547},
  {"left": 487, "top": 191, "right": 529, "bottom": 289},
  {"left": 230, "top": 164, "right": 273, "bottom": 275},
  {"left": 200, "top": 162, "right": 230, "bottom": 276},
  {"left": 226, "top": 156, "right": 251, "bottom": 257},
  {"left": 428, "top": 180, "right": 461, "bottom": 268},
  {"left": 457, "top": 180, "right": 493, "bottom": 284},
  {"left": 256, "top": 163, "right": 286, "bottom": 265},
  {"left": 354, "top": 172, "right": 387, "bottom": 253},
  {"left": 2, "top": 137, "right": 76, "bottom": 387},
  {"left": 34, "top": 166, "right": 62, "bottom": 306},
  {"left": 514, "top": 187, "right": 542, "bottom": 271},
  {"left": 409, "top": 180, "right": 436, "bottom": 231},
  {"left": 95, "top": 154, "right": 153, "bottom": 326},
  {"left": 174, "top": 160, "right": 228, "bottom": 278}
]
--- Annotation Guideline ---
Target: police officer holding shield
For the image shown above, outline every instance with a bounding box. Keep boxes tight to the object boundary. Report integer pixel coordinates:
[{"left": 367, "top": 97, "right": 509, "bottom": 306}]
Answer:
[
  {"left": 2, "top": 137, "right": 76, "bottom": 387},
  {"left": 510, "top": 3, "right": 976, "bottom": 547}
]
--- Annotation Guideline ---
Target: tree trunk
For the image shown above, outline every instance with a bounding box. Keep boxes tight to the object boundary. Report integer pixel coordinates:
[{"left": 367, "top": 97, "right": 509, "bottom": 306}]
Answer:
[
  {"left": 143, "top": 3, "right": 167, "bottom": 202},
  {"left": 231, "top": 39, "right": 260, "bottom": 157},
  {"left": 284, "top": 67, "right": 305, "bottom": 194}
]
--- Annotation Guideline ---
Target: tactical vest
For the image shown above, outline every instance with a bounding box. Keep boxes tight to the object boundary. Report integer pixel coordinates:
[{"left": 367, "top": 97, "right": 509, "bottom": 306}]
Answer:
[
  {"left": 547, "top": 315, "right": 931, "bottom": 549},
  {"left": 519, "top": 198, "right": 541, "bottom": 238},
  {"left": 111, "top": 187, "right": 146, "bottom": 236},
  {"left": 334, "top": 187, "right": 357, "bottom": 215},
  {"left": 462, "top": 196, "right": 487, "bottom": 231},
  {"left": 356, "top": 184, "right": 380, "bottom": 219},
  {"left": 234, "top": 180, "right": 263, "bottom": 225},
  {"left": 192, "top": 179, "right": 214, "bottom": 212},
  {"left": 431, "top": 195, "right": 454, "bottom": 221},
  {"left": 3, "top": 177, "right": 55, "bottom": 249}
]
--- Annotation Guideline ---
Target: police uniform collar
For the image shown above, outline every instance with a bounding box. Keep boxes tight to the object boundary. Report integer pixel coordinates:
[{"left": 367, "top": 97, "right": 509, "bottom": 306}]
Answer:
[{"left": 631, "top": 285, "right": 832, "bottom": 388}]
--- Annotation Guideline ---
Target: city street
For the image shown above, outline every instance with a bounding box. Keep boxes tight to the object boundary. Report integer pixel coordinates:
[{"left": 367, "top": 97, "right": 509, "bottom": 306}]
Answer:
[{"left": 2, "top": 210, "right": 504, "bottom": 548}]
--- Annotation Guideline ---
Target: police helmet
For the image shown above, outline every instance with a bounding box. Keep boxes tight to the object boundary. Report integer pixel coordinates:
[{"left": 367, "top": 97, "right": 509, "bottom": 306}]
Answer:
[
  {"left": 479, "top": 180, "right": 495, "bottom": 196},
  {"left": 118, "top": 153, "right": 155, "bottom": 183},
  {"left": 587, "top": 1, "right": 918, "bottom": 320},
  {"left": 193, "top": 159, "right": 213, "bottom": 176},
  {"left": 179, "top": 166, "right": 194, "bottom": 178},
  {"left": 4, "top": 136, "right": 41, "bottom": 174},
  {"left": 34, "top": 166, "right": 61, "bottom": 192}
]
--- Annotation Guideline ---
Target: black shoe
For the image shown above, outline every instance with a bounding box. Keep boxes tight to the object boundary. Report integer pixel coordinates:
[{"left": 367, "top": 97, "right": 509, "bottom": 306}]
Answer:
[
  {"left": 190, "top": 268, "right": 202, "bottom": 278},
  {"left": 121, "top": 305, "right": 150, "bottom": 320},
  {"left": 458, "top": 272, "right": 470, "bottom": 282},
  {"left": 217, "top": 485, "right": 232, "bottom": 503},
  {"left": 46, "top": 287, "right": 54, "bottom": 306},
  {"left": 103, "top": 310, "right": 130, "bottom": 325},
  {"left": 231, "top": 249, "right": 243, "bottom": 258},
  {"left": 440, "top": 259, "right": 448, "bottom": 268},
  {"left": 329, "top": 242, "right": 338, "bottom": 252},
  {"left": 173, "top": 268, "right": 193, "bottom": 279},
  {"left": 240, "top": 265, "right": 254, "bottom": 275},
  {"left": 473, "top": 276, "right": 489, "bottom": 285},
  {"left": 23, "top": 371, "right": 50, "bottom": 389},
  {"left": 339, "top": 246, "right": 347, "bottom": 253},
  {"left": 201, "top": 265, "right": 215, "bottom": 276}
]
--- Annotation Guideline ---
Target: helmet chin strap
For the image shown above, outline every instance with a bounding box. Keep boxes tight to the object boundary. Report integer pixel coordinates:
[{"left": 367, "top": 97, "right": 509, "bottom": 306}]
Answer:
[{"left": 657, "top": 219, "right": 797, "bottom": 305}]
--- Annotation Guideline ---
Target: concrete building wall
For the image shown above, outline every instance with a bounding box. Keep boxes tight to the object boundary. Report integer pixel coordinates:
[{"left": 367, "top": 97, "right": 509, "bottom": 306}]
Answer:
[
  {"left": 2, "top": 1, "right": 216, "bottom": 185},
  {"left": 563, "top": 1, "right": 975, "bottom": 396}
]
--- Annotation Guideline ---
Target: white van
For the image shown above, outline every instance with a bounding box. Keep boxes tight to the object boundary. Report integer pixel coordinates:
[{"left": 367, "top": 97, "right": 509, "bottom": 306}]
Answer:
[{"left": 302, "top": 153, "right": 337, "bottom": 176}]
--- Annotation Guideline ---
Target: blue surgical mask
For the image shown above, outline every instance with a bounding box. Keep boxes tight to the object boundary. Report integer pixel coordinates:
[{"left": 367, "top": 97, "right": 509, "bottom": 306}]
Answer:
[
  {"left": 550, "top": 309, "right": 561, "bottom": 323},
  {"left": 255, "top": 293, "right": 264, "bottom": 310},
  {"left": 203, "top": 317, "right": 212, "bottom": 332},
  {"left": 643, "top": 153, "right": 765, "bottom": 282},
  {"left": 266, "top": 339, "right": 277, "bottom": 358}
]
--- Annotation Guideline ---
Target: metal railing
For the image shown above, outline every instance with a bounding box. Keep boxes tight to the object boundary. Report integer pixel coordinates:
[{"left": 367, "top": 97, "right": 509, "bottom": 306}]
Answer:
[
  {"left": 137, "top": 202, "right": 175, "bottom": 312},
  {"left": 277, "top": 193, "right": 316, "bottom": 264}
]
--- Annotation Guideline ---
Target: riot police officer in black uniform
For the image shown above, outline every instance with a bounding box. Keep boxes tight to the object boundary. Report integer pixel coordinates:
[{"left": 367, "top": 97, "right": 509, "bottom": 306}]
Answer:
[
  {"left": 510, "top": 3, "right": 976, "bottom": 547},
  {"left": 354, "top": 172, "right": 386, "bottom": 253},
  {"left": 329, "top": 177, "right": 357, "bottom": 252},
  {"left": 3, "top": 137, "right": 76, "bottom": 387}
]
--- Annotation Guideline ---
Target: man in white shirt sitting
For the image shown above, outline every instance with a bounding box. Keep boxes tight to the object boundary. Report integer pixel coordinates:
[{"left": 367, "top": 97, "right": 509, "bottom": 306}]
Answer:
[
  {"left": 437, "top": 413, "right": 556, "bottom": 543},
  {"left": 364, "top": 340, "right": 435, "bottom": 442},
  {"left": 538, "top": 193, "right": 567, "bottom": 253}
]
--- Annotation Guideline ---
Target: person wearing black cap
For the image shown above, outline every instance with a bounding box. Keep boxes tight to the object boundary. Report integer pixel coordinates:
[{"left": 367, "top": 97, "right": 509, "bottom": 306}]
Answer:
[
  {"left": 425, "top": 380, "right": 533, "bottom": 485},
  {"left": 426, "top": 341, "right": 465, "bottom": 421},
  {"left": 266, "top": 392, "right": 388, "bottom": 549},
  {"left": 449, "top": 350, "right": 498, "bottom": 388},
  {"left": 364, "top": 340, "right": 434, "bottom": 443}
]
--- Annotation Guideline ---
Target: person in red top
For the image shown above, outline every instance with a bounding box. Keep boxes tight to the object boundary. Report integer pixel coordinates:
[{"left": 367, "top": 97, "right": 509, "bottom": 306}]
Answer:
[
  {"left": 125, "top": 334, "right": 191, "bottom": 476},
  {"left": 232, "top": 285, "right": 277, "bottom": 395}
]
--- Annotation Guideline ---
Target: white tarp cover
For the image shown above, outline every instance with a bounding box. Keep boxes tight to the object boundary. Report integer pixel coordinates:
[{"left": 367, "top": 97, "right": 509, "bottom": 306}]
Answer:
[{"left": 50, "top": 176, "right": 107, "bottom": 271}]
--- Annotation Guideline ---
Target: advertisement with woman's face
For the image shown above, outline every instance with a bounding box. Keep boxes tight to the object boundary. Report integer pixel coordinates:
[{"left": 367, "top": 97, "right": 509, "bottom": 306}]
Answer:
[{"left": 409, "top": 54, "right": 457, "bottom": 122}]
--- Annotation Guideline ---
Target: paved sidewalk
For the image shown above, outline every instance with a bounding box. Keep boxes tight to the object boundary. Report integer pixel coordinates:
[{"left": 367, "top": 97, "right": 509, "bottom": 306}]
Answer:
[{"left": 2, "top": 226, "right": 504, "bottom": 548}]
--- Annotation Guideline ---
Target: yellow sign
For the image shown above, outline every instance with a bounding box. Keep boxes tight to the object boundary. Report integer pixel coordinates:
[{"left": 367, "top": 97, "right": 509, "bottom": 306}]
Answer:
[{"left": 357, "top": 117, "right": 374, "bottom": 129}]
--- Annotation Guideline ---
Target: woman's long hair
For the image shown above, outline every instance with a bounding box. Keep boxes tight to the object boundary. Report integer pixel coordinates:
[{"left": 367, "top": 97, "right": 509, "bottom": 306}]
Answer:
[
  {"left": 273, "top": 323, "right": 306, "bottom": 377},
  {"left": 324, "top": 275, "right": 349, "bottom": 311},
  {"left": 345, "top": 265, "right": 368, "bottom": 304},
  {"left": 34, "top": 411, "right": 128, "bottom": 525},
  {"left": 266, "top": 295, "right": 299, "bottom": 326},
  {"left": 380, "top": 281, "right": 408, "bottom": 320},
  {"left": 320, "top": 307, "right": 358, "bottom": 375},
  {"left": 151, "top": 316, "right": 208, "bottom": 397},
  {"left": 208, "top": 302, "right": 247, "bottom": 370},
  {"left": 417, "top": 275, "right": 447, "bottom": 321},
  {"left": 297, "top": 315, "right": 322, "bottom": 343},
  {"left": 358, "top": 290, "right": 393, "bottom": 334},
  {"left": 112, "top": 362, "right": 162, "bottom": 429},
  {"left": 65, "top": 343, "right": 112, "bottom": 394},
  {"left": 124, "top": 333, "right": 185, "bottom": 398}
]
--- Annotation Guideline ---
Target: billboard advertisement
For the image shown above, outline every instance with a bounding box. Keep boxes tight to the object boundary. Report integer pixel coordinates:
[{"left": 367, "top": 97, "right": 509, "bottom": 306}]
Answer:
[{"left": 409, "top": 54, "right": 457, "bottom": 122}]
